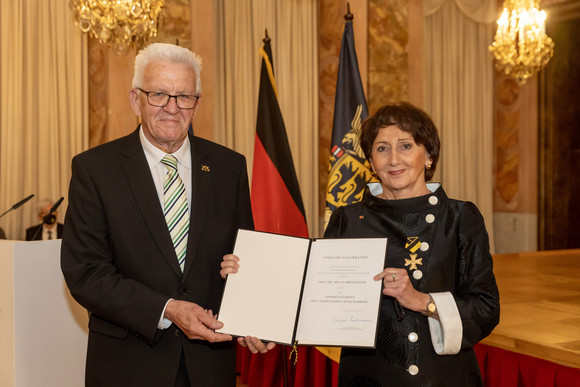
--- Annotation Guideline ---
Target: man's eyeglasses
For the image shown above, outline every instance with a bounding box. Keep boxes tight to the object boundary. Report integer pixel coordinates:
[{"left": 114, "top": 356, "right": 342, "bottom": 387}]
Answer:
[{"left": 137, "top": 88, "right": 200, "bottom": 109}]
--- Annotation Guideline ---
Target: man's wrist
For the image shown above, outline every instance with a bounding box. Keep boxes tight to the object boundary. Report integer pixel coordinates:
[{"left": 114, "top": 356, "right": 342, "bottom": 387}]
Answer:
[{"left": 158, "top": 298, "right": 174, "bottom": 329}]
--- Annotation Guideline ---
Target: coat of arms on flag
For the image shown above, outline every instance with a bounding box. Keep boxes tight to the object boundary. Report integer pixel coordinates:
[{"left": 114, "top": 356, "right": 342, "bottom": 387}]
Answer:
[{"left": 325, "top": 103, "right": 376, "bottom": 224}]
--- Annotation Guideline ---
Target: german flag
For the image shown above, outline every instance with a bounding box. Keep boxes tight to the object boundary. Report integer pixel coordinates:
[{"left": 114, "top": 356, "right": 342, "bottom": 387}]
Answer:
[
  {"left": 251, "top": 38, "right": 308, "bottom": 238},
  {"left": 239, "top": 35, "right": 338, "bottom": 387}
]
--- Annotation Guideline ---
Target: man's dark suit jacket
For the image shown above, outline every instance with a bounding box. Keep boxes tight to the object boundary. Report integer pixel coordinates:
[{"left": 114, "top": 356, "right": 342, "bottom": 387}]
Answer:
[
  {"left": 61, "top": 129, "right": 254, "bottom": 387},
  {"left": 25, "top": 223, "right": 64, "bottom": 241}
]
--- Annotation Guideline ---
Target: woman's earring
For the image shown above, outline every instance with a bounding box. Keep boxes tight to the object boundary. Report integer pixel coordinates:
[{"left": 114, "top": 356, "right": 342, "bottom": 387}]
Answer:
[{"left": 426, "top": 163, "right": 432, "bottom": 170}]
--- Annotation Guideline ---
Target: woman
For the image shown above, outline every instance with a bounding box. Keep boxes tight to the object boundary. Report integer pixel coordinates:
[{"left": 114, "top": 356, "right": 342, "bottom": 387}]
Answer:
[{"left": 325, "top": 102, "right": 499, "bottom": 386}]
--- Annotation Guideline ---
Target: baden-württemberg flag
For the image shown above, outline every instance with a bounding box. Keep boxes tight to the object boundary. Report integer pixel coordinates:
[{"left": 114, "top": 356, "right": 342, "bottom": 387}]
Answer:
[
  {"left": 324, "top": 17, "right": 376, "bottom": 226},
  {"left": 319, "top": 14, "right": 376, "bottom": 366}
]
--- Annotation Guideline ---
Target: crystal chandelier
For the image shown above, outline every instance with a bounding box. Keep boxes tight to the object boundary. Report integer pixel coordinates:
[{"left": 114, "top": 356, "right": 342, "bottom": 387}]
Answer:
[
  {"left": 489, "top": 0, "right": 554, "bottom": 84},
  {"left": 70, "top": 0, "right": 165, "bottom": 55}
]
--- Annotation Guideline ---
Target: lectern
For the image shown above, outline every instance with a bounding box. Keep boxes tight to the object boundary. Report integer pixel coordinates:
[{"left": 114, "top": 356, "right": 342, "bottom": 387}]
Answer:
[{"left": 0, "top": 240, "right": 88, "bottom": 387}]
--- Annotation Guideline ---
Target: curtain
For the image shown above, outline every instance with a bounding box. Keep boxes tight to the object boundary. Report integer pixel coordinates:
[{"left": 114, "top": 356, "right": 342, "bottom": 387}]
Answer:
[
  {"left": 423, "top": 0, "right": 496, "bottom": 250},
  {"left": 214, "top": 0, "right": 319, "bottom": 236},
  {"left": 475, "top": 344, "right": 580, "bottom": 387},
  {"left": 0, "top": 0, "right": 88, "bottom": 240},
  {"left": 214, "top": 2, "right": 330, "bottom": 385}
]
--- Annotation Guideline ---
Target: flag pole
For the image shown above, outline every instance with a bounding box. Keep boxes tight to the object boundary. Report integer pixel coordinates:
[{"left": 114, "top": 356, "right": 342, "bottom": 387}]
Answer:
[
  {"left": 345, "top": 2, "right": 353, "bottom": 20},
  {"left": 264, "top": 27, "right": 289, "bottom": 387}
]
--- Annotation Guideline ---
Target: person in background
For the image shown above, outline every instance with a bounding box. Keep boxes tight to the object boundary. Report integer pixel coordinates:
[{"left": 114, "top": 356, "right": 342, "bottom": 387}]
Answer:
[
  {"left": 61, "top": 43, "right": 273, "bottom": 387},
  {"left": 25, "top": 198, "right": 64, "bottom": 240},
  {"left": 324, "top": 102, "right": 500, "bottom": 386}
]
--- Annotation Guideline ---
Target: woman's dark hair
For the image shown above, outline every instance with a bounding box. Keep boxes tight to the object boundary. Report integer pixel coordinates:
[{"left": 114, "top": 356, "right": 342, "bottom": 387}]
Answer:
[{"left": 360, "top": 101, "right": 440, "bottom": 181}]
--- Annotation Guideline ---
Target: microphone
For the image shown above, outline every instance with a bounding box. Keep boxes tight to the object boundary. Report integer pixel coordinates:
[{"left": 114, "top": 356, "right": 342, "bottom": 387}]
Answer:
[
  {"left": 32, "top": 196, "right": 64, "bottom": 241},
  {"left": 49, "top": 197, "right": 64, "bottom": 214},
  {"left": 0, "top": 194, "right": 35, "bottom": 219},
  {"left": 42, "top": 197, "right": 64, "bottom": 225},
  {"left": 12, "top": 194, "right": 35, "bottom": 210}
]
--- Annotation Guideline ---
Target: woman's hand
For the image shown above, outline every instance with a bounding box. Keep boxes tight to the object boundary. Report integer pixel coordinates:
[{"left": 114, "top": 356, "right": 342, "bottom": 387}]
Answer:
[
  {"left": 220, "top": 254, "right": 240, "bottom": 279},
  {"left": 374, "top": 268, "right": 431, "bottom": 313},
  {"left": 238, "top": 336, "right": 277, "bottom": 354}
]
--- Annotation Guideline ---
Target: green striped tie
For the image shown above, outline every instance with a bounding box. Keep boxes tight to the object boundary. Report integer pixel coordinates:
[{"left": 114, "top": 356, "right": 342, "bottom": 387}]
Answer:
[{"left": 161, "top": 155, "right": 189, "bottom": 272}]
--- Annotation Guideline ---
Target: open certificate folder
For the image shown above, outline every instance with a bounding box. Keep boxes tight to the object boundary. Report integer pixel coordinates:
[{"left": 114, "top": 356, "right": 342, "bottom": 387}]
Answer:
[{"left": 216, "top": 229, "right": 387, "bottom": 348}]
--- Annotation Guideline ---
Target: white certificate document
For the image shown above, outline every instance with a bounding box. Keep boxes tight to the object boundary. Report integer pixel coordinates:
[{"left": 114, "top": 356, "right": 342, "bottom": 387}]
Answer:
[
  {"left": 295, "top": 238, "right": 387, "bottom": 347},
  {"left": 216, "top": 230, "right": 310, "bottom": 344},
  {"left": 216, "top": 229, "right": 387, "bottom": 347}
]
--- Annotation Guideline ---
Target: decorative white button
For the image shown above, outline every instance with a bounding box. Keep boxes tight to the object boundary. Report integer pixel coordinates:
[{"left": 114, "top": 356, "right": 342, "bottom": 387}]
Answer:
[
  {"left": 413, "top": 270, "right": 423, "bottom": 280},
  {"left": 408, "top": 365, "right": 419, "bottom": 375},
  {"left": 425, "top": 214, "right": 435, "bottom": 223},
  {"left": 408, "top": 332, "right": 418, "bottom": 342},
  {"left": 420, "top": 242, "right": 429, "bottom": 251},
  {"left": 429, "top": 196, "right": 438, "bottom": 205}
]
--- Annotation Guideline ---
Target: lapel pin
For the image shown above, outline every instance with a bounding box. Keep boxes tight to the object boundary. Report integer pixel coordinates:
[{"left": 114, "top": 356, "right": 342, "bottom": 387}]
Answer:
[{"left": 201, "top": 165, "right": 210, "bottom": 172}]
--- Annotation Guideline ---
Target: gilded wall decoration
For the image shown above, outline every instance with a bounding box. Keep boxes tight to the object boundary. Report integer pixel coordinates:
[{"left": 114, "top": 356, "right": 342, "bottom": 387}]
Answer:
[
  {"left": 88, "top": 0, "right": 192, "bottom": 147},
  {"left": 494, "top": 74, "right": 520, "bottom": 207},
  {"left": 318, "top": 0, "right": 349, "bottom": 222},
  {"left": 88, "top": 38, "right": 108, "bottom": 148},
  {"left": 368, "top": 0, "right": 408, "bottom": 114},
  {"left": 150, "top": 0, "right": 191, "bottom": 49}
]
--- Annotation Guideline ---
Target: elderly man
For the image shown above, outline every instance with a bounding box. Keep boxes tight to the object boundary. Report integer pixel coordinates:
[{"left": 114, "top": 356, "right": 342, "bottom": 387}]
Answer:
[
  {"left": 61, "top": 43, "right": 272, "bottom": 387},
  {"left": 25, "top": 198, "right": 64, "bottom": 240}
]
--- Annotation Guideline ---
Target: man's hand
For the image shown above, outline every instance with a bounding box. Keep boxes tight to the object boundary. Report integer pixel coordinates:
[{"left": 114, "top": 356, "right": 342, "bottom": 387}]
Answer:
[
  {"left": 164, "top": 300, "right": 232, "bottom": 342},
  {"left": 220, "top": 254, "right": 240, "bottom": 279},
  {"left": 238, "top": 336, "right": 277, "bottom": 354}
]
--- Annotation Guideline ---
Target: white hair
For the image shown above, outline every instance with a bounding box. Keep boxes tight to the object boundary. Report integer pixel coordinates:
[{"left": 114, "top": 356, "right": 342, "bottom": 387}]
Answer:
[
  {"left": 37, "top": 198, "right": 54, "bottom": 214},
  {"left": 132, "top": 43, "right": 202, "bottom": 95}
]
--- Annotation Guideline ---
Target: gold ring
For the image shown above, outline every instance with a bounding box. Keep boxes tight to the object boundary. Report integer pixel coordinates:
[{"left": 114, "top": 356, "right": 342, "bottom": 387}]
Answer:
[{"left": 392, "top": 273, "right": 396, "bottom": 282}]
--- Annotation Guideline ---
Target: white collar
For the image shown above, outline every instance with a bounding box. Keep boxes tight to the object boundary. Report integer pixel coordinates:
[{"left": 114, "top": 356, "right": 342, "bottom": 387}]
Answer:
[
  {"left": 367, "top": 182, "right": 441, "bottom": 197},
  {"left": 139, "top": 125, "right": 191, "bottom": 170}
]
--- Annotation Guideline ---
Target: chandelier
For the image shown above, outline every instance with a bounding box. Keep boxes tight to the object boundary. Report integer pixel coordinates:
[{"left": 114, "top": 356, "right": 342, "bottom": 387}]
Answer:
[
  {"left": 489, "top": 0, "right": 554, "bottom": 84},
  {"left": 70, "top": 0, "right": 165, "bottom": 55}
]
